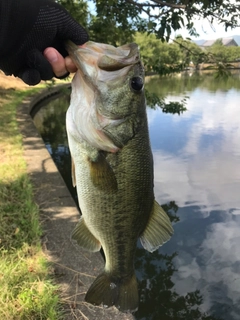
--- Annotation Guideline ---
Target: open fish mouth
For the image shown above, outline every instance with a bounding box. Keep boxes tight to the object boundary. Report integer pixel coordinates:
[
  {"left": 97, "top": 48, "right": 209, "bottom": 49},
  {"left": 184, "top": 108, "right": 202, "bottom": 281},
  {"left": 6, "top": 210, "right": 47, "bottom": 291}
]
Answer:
[{"left": 65, "top": 41, "right": 140, "bottom": 77}]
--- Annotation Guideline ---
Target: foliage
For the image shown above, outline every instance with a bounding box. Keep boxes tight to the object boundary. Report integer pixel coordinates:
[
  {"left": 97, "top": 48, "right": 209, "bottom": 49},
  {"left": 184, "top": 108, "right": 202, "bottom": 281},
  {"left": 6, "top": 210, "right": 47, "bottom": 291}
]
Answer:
[
  {"left": 203, "top": 62, "right": 232, "bottom": 79},
  {"left": 87, "top": 0, "right": 139, "bottom": 45},
  {"left": 161, "top": 98, "right": 188, "bottom": 115},
  {"left": 134, "top": 33, "right": 204, "bottom": 75},
  {"left": 206, "top": 40, "right": 240, "bottom": 63},
  {"left": 173, "top": 35, "right": 206, "bottom": 69},
  {"left": 0, "top": 245, "right": 61, "bottom": 320},
  {"left": 57, "top": 0, "right": 240, "bottom": 43},
  {"left": 134, "top": 33, "right": 186, "bottom": 74},
  {"left": 145, "top": 89, "right": 188, "bottom": 115},
  {"left": 56, "top": 0, "right": 240, "bottom": 78},
  {"left": 134, "top": 31, "right": 240, "bottom": 79}
]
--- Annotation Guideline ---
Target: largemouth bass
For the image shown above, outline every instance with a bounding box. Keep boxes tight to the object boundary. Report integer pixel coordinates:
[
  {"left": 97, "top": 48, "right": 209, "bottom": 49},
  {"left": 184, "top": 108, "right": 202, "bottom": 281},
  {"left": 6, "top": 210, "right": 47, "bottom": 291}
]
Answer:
[{"left": 65, "top": 40, "right": 173, "bottom": 313}]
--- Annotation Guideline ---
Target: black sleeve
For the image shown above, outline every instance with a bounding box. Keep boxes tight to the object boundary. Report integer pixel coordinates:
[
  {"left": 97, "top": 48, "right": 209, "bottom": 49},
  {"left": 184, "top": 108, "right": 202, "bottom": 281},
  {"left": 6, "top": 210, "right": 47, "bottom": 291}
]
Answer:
[{"left": 0, "top": 0, "right": 88, "bottom": 85}]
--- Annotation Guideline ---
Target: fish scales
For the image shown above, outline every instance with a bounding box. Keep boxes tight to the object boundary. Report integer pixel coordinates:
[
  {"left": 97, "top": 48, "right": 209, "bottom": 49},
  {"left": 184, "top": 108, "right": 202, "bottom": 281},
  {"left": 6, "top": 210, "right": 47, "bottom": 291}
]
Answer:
[
  {"left": 66, "top": 40, "right": 174, "bottom": 313},
  {"left": 73, "top": 120, "right": 152, "bottom": 273}
]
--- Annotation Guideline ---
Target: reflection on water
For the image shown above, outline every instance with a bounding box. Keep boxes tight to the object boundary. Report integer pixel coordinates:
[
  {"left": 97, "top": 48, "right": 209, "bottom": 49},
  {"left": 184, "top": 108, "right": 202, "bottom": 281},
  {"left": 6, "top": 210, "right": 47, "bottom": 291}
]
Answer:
[{"left": 33, "top": 72, "right": 240, "bottom": 320}]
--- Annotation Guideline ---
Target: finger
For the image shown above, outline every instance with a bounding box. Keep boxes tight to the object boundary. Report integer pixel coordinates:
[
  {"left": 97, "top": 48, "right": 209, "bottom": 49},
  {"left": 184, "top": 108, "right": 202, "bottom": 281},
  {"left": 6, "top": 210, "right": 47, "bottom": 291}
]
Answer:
[
  {"left": 18, "top": 69, "right": 41, "bottom": 86},
  {"left": 27, "top": 49, "right": 54, "bottom": 80},
  {"left": 43, "top": 47, "right": 68, "bottom": 78},
  {"left": 65, "top": 56, "right": 78, "bottom": 73}
]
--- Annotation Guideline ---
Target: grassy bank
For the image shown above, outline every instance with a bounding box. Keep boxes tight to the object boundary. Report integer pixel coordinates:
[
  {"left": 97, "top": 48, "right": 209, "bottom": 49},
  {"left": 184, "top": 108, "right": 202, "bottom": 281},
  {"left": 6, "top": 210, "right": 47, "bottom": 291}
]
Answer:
[{"left": 0, "top": 88, "right": 61, "bottom": 319}]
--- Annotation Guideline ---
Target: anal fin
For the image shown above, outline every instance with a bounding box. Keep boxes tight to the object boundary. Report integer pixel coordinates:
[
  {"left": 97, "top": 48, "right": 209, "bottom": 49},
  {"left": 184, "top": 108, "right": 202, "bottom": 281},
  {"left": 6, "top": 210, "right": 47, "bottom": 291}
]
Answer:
[
  {"left": 140, "top": 200, "right": 174, "bottom": 253},
  {"left": 71, "top": 217, "right": 101, "bottom": 252}
]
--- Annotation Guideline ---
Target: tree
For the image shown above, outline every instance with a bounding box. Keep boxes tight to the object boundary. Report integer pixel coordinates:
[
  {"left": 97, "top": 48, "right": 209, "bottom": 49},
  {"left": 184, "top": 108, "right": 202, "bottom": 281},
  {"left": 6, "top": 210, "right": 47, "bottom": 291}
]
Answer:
[
  {"left": 206, "top": 40, "right": 240, "bottom": 63},
  {"left": 56, "top": 0, "right": 239, "bottom": 111},
  {"left": 133, "top": 32, "right": 182, "bottom": 74},
  {"left": 87, "top": 0, "right": 138, "bottom": 45},
  {"left": 173, "top": 36, "right": 206, "bottom": 69},
  {"left": 57, "top": 1, "right": 240, "bottom": 44},
  {"left": 122, "top": 0, "right": 240, "bottom": 41}
]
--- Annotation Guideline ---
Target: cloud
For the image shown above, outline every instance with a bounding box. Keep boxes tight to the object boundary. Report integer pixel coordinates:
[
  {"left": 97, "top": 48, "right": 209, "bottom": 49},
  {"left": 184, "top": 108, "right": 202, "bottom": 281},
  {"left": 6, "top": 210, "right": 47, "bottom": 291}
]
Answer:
[
  {"left": 153, "top": 89, "right": 240, "bottom": 212},
  {"left": 172, "top": 218, "right": 240, "bottom": 317}
]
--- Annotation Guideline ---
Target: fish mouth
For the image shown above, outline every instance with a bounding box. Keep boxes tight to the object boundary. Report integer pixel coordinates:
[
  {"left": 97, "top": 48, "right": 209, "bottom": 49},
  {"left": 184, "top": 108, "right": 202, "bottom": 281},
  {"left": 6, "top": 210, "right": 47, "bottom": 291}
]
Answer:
[
  {"left": 65, "top": 41, "right": 140, "bottom": 75},
  {"left": 65, "top": 41, "right": 143, "bottom": 153},
  {"left": 97, "top": 43, "right": 140, "bottom": 71}
]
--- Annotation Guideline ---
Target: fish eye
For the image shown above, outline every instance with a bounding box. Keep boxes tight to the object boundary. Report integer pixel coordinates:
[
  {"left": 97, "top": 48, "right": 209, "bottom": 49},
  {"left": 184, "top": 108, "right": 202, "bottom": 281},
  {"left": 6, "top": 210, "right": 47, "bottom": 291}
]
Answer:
[{"left": 130, "top": 77, "right": 144, "bottom": 92}]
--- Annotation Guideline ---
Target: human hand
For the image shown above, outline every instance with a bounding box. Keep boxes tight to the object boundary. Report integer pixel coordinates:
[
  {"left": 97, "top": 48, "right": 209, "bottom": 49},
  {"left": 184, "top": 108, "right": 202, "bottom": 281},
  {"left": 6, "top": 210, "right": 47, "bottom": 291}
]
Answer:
[
  {"left": 43, "top": 47, "right": 78, "bottom": 78},
  {"left": 0, "top": 0, "right": 88, "bottom": 85}
]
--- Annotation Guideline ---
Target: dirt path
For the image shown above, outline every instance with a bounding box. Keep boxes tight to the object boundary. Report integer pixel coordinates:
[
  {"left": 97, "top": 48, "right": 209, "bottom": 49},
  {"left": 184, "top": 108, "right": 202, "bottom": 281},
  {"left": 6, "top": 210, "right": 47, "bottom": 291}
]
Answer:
[{"left": 0, "top": 72, "right": 29, "bottom": 90}]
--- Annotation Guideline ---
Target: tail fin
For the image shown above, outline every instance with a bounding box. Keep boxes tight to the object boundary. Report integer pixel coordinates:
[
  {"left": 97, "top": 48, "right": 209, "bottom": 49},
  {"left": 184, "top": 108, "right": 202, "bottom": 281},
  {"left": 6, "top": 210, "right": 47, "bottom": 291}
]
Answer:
[{"left": 85, "top": 272, "right": 138, "bottom": 313}]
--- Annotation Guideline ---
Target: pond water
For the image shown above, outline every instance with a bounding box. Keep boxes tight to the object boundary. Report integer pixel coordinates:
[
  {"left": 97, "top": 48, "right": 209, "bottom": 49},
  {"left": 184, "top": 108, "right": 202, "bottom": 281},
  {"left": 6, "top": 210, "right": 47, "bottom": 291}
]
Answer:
[{"left": 33, "top": 71, "right": 240, "bottom": 320}]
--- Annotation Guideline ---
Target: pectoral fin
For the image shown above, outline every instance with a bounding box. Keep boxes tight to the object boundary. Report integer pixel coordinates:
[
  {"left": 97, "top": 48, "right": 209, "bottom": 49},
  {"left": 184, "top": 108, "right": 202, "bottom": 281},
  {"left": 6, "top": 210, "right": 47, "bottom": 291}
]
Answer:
[
  {"left": 140, "top": 200, "right": 174, "bottom": 253},
  {"left": 71, "top": 217, "right": 101, "bottom": 252},
  {"left": 71, "top": 157, "right": 76, "bottom": 187},
  {"left": 88, "top": 152, "right": 118, "bottom": 192}
]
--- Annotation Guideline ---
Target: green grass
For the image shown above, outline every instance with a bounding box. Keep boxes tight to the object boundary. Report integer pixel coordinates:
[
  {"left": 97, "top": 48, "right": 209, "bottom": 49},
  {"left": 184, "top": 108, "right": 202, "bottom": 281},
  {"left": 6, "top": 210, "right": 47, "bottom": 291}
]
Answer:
[{"left": 0, "top": 88, "right": 62, "bottom": 319}]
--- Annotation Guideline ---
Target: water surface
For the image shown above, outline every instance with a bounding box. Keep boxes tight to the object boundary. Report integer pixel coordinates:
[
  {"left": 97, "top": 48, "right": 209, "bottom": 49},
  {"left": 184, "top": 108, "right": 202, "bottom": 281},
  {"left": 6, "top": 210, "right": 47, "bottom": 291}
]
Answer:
[{"left": 33, "top": 72, "right": 240, "bottom": 320}]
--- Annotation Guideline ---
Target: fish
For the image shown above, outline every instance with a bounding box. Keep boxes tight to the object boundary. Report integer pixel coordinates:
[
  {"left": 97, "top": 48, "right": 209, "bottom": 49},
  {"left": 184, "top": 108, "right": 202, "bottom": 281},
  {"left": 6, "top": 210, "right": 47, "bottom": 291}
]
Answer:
[{"left": 65, "top": 40, "right": 174, "bottom": 313}]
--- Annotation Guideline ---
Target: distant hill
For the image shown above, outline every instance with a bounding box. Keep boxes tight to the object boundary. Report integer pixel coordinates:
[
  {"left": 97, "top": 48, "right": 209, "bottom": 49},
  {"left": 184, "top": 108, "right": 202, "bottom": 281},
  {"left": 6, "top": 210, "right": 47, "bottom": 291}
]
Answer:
[
  {"left": 233, "top": 35, "right": 240, "bottom": 45},
  {"left": 194, "top": 39, "right": 205, "bottom": 46}
]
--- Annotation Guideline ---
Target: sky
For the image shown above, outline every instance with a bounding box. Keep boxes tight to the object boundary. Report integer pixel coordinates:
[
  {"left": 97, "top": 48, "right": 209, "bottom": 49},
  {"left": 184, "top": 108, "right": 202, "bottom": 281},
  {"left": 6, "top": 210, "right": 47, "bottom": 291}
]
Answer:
[
  {"left": 167, "top": 0, "right": 240, "bottom": 41},
  {"left": 179, "top": 19, "right": 240, "bottom": 41}
]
